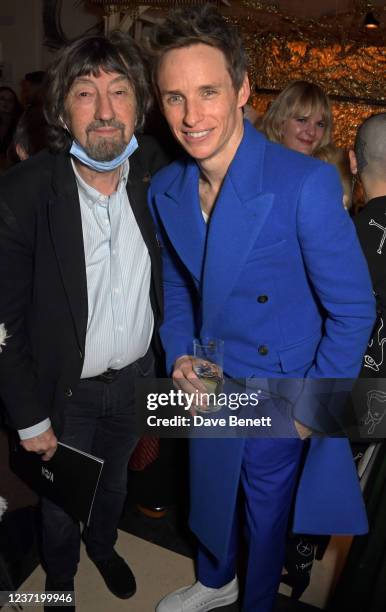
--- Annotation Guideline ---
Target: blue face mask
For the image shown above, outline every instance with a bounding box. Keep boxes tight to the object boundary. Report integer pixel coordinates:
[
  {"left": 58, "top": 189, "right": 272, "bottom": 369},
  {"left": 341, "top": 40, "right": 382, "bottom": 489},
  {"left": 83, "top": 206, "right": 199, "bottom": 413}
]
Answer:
[{"left": 70, "top": 135, "right": 138, "bottom": 173}]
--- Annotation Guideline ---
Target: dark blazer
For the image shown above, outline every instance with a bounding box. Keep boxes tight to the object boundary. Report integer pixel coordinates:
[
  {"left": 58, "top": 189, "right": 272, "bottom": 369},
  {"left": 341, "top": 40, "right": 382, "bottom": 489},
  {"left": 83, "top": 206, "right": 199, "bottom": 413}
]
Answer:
[{"left": 0, "top": 136, "right": 166, "bottom": 436}]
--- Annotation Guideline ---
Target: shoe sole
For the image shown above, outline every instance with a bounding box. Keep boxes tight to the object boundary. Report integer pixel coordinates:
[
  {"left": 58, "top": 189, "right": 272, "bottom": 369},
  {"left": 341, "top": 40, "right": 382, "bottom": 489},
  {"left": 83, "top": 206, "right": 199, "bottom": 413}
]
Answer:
[
  {"left": 196, "top": 592, "right": 238, "bottom": 611},
  {"left": 157, "top": 586, "right": 238, "bottom": 611}
]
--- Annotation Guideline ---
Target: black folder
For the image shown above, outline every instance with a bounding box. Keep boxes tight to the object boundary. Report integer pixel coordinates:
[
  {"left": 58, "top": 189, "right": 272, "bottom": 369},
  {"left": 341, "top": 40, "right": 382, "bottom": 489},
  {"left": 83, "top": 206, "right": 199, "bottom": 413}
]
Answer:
[{"left": 9, "top": 441, "right": 104, "bottom": 526}]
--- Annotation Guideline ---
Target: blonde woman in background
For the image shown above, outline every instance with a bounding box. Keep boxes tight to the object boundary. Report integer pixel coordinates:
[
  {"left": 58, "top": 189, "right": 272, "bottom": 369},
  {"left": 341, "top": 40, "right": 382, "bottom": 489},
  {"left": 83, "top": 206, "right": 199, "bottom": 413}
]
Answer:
[
  {"left": 261, "top": 81, "right": 352, "bottom": 211},
  {"left": 261, "top": 80, "right": 332, "bottom": 157}
]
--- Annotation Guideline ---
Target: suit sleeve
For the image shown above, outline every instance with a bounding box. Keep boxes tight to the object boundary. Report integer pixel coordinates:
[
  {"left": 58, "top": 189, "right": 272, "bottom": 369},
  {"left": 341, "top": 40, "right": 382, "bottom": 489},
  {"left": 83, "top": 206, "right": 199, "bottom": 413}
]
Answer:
[
  {"left": 292, "top": 163, "right": 376, "bottom": 430},
  {"left": 0, "top": 198, "right": 49, "bottom": 429}
]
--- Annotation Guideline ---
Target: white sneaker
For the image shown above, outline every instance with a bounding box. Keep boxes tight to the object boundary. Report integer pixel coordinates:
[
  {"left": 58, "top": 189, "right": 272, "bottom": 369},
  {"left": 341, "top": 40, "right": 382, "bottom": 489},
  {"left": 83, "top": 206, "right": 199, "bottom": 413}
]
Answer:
[{"left": 156, "top": 577, "right": 238, "bottom": 611}]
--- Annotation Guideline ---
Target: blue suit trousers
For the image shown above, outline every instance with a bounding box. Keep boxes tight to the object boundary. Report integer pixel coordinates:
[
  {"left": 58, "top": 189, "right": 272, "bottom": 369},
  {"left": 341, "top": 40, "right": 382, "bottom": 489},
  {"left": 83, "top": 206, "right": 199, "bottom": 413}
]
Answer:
[{"left": 197, "top": 437, "right": 304, "bottom": 611}]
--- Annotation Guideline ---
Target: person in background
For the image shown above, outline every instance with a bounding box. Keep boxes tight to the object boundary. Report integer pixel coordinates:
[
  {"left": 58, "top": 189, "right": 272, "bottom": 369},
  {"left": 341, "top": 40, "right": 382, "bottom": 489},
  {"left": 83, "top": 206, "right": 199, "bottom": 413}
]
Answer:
[
  {"left": 262, "top": 85, "right": 354, "bottom": 211},
  {"left": 20, "top": 70, "right": 47, "bottom": 108},
  {"left": 147, "top": 6, "right": 375, "bottom": 611},
  {"left": 7, "top": 105, "right": 49, "bottom": 164},
  {"left": 326, "top": 113, "right": 386, "bottom": 612},
  {"left": 0, "top": 32, "right": 166, "bottom": 610},
  {"left": 261, "top": 83, "right": 354, "bottom": 211},
  {"left": 261, "top": 80, "right": 332, "bottom": 157},
  {"left": 350, "top": 113, "right": 386, "bottom": 382},
  {"left": 0, "top": 86, "right": 23, "bottom": 170}
]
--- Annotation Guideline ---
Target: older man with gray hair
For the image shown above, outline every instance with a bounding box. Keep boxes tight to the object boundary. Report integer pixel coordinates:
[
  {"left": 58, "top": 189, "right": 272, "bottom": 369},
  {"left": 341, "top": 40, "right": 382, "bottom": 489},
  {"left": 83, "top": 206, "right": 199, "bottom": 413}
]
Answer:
[{"left": 0, "top": 31, "right": 166, "bottom": 609}]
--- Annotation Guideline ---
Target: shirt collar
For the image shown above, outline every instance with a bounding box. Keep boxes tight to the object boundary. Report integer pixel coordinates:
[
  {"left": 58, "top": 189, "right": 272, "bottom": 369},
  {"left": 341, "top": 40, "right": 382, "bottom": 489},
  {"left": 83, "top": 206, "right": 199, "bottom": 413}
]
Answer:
[{"left": 71, "top": 158, "right": 130, "bottom": 209}]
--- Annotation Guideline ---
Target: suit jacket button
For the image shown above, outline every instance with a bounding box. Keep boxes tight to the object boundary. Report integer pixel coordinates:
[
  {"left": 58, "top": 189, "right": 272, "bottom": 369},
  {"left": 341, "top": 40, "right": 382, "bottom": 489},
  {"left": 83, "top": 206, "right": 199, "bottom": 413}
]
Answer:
[
  {"left": 258, "top": 345, "right": 269, "bottom": 356},
  {"left": 65, "top": 387, "right": 72, "bottom": 397},
  {"left": 257, "top": 295, "right": 268, "bottom": 303}
]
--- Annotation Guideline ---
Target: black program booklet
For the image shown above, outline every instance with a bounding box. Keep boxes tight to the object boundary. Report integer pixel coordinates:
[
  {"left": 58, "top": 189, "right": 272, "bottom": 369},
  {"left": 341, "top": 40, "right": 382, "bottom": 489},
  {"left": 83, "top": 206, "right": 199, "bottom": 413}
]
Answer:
[{"left": 10, "top": 440, "right": 104, "bottom": 526}]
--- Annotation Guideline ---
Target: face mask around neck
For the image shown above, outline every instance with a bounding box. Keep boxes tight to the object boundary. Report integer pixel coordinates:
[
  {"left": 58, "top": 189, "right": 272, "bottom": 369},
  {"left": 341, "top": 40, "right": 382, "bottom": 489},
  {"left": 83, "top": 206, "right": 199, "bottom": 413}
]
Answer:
[{"left": 70, "top": 134, "right": 138, "bottom": 172}]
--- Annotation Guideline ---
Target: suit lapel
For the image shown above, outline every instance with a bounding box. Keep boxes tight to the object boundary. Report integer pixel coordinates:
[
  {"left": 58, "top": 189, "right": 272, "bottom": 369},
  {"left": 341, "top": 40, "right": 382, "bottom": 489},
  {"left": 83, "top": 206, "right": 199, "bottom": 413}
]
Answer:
[
  {"left": 153, "top": 122, "right": 275, "bottom": 326},
  {"left": 127, "top": 150, "right": 163, "bottom": 316},
  {"left": 154, "top": 160, "right": 206, "bottom": 284},
  {"left": 202, "top": 182, "right": 274, "bottom": 330},
  {"left": 48, "top": 154, "right": 88, "bottom": 353},
  {"left": 202, "top": 122, "right": 274, "bottom": 329}
]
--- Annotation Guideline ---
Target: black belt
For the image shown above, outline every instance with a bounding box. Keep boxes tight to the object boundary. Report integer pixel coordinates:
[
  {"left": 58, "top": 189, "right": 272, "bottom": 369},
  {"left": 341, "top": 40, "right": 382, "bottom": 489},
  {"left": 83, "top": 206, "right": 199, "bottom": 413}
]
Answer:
[{"left": 81, "top": 366, "right": 126, "bottom": 384}]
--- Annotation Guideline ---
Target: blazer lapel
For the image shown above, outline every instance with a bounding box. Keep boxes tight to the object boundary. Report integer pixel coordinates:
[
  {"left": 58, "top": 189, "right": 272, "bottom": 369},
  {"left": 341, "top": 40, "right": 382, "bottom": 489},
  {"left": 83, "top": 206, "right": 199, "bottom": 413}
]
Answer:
[
  {"left": 48, "top": 154, "right": 88, "bottom": 354},
  {"left": 127, "top": 152, "right": 163, "bottom": 316},
  {"left": 153, "top": 122, "right": 275, "bottom": 328},
  {"left": 202, "top": 122, "right": 274, "bottom": 329},
  {"left": 202, "top": 184, "right": 274, "bottom": 329},
  {"left": 153, "top": 160, "right": 206, "bottom": 284}
]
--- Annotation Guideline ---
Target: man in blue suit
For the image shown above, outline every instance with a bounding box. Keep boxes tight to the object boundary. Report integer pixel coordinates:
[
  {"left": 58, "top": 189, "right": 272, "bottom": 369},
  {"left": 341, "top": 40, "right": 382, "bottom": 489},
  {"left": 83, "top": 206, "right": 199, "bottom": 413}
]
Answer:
[{"left": 148, "top": 6, "right": 375, "bottom": 611}]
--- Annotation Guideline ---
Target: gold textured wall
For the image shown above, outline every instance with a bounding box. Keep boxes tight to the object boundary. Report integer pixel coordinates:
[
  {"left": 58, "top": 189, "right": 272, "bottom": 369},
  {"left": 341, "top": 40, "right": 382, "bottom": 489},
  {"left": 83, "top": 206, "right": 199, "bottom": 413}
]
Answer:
[
  {"left": 251, "top": 91, "right": 386, "bottom": 150},
  {"left": 225, "top": 1, "right": 386, "bottom": 149}
]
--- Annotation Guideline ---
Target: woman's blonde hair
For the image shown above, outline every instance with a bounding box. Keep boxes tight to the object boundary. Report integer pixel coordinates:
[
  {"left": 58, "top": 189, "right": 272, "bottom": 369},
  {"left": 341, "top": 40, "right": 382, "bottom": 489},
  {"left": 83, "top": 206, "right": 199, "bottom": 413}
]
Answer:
[{"left": 261, "top": 80, "right": 333, "bottom": 154}]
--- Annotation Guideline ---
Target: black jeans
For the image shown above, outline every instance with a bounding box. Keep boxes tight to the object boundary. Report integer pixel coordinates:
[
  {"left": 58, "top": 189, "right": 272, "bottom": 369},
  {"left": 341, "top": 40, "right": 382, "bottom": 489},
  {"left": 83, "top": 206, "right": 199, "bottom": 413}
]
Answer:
[{"left": 41, "top": 350, "right": 154, "bottom": 581}]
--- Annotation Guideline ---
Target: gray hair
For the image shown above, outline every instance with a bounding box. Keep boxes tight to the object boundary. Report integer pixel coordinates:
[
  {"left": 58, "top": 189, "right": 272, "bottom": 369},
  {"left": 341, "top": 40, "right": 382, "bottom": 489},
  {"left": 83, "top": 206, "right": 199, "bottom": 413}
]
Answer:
[{"left": 44, "top": 31, "right": 152, "bottom": 152}]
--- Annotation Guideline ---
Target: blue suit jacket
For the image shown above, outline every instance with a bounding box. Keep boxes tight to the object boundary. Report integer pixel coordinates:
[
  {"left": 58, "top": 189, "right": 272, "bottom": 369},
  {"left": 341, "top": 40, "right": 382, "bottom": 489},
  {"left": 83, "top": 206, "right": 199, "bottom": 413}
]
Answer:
[{"left": 149, "top": 121, "right": 376, "bottom": 562}]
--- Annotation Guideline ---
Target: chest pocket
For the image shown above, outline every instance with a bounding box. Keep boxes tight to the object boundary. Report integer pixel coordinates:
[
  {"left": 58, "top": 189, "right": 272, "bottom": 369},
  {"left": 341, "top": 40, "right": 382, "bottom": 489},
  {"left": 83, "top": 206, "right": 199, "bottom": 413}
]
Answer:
[{"left": 247, "top": 239, "right": 287, "bottom": 262}]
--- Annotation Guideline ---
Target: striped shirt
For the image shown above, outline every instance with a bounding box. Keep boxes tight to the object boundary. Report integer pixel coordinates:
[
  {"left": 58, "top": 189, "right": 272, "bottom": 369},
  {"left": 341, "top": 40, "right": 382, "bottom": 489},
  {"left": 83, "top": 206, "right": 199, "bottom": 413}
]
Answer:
[{"left": 74, "top": 159, "right": 153, "bottom": 377}]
